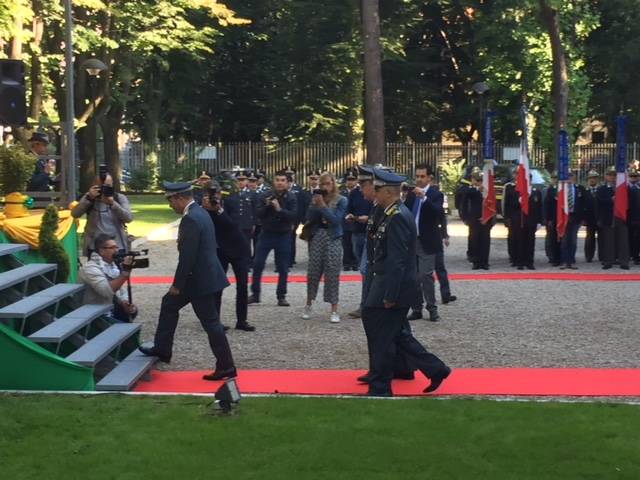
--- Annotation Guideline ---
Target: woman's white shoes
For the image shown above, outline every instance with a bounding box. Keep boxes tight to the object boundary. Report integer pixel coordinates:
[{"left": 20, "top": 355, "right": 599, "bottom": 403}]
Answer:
[
  {"left": 330, "top": 312, "right": 341, "bottom": 323},
  {"left": 301, "top": 305, "right": 312, "bottom": 319}
]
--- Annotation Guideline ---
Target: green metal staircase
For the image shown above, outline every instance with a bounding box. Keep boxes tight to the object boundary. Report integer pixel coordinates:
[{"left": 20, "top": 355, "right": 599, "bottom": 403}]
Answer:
[{"left": 0, "top": 243, "right": 156, "bottom": 391}]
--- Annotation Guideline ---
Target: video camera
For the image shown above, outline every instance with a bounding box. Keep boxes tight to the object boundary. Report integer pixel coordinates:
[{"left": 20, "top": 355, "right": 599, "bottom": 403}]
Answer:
[
  {"left": 98, "top": 165, "right": 114, "bottom": 197},
  {"left": 114, "top": 249, "right": 150, "bottom": 270}
]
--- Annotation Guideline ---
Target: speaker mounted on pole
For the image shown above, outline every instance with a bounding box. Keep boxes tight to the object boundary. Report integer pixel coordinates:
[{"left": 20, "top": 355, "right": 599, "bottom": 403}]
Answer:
[{"left": 0, "top": 59, "right": 27, "bottom": 126}]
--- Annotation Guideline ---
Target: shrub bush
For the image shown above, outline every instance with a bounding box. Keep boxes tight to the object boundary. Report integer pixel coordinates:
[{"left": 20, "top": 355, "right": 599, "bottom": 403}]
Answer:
[{"left": 0, "top": 145, "right": 35, "bottom": 194}]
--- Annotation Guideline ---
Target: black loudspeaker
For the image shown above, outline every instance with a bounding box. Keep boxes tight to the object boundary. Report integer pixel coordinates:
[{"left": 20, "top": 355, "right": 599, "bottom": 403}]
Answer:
[{"left": 0, "top": 59, "right": 27, "bottom": 126}]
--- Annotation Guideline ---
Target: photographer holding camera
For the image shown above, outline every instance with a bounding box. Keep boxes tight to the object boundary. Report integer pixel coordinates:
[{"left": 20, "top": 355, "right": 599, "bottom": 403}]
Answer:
[
  {"left": 203, "top": 181, "right": 256, "bottom": 332},
  {"left": 71, "top": 166, "right": 133, "bottom": 257},
  {"left": 78, "top": 234, "right": 138, "bottom": 322},
  {"left": 249, "top": 170, "right": 298, "bottom": 306}
]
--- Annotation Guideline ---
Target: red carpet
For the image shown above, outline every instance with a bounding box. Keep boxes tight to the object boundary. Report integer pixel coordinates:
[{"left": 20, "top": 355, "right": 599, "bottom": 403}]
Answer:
[
  {"left": 133, "top": 368, "right": 640, "bottom": 397},
  {"left": 133, "top": 273, "right": 640, "bottom": 284}
]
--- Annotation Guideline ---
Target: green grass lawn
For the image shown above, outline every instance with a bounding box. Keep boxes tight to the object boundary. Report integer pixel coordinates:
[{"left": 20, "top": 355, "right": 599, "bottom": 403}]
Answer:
[
  {"left": 1, "top": 395, "right": 639, "bottom": 479},
  {"left": 76, "top": 194, "right": 176, "bottom": 239}
]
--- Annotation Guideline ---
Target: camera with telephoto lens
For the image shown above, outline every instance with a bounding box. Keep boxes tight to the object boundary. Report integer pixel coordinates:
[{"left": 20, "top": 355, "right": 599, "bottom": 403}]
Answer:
[
  {"left": 114, "top": 249, "right": 150, "bottom": 270},
  {"left": 312, "top": 188, "right": 328, "bottom": 196},
  {"left": 401, "top": 184, "right": 410, "bottom": 192},
  {"left": 97, "top": 165, "right": 114, "bottom": 198},
  {"left": 207, "top": 187, "right": 219, "bottom": 207}
]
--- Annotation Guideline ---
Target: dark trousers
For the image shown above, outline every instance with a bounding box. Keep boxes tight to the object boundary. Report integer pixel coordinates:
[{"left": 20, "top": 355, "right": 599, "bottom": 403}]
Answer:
[
  {"left": 629, "top": 222, "right": 640, "bottom": 262},
  {"left": 514, "top": 223, "right": 536, "bottom": 267},
  {"left": 252, "top": 225, "right": 262, "bottom": 258},
  {"left": 352, "top": 232, "right": 366, "bottom": 267},
  {"left": 342, "top": 230, "right": 356, "bottom": 268},
  {"left": 434, "top": 251, "right": 451, "bottom": 299},
  {"left": 601, "top": 219, "right": 630, "bottom": 267},
  {"left": 560, "top": 217, "right": 580, "bottom": 265},
  {"left": 214, "top": 254, "right": 248, "bottom": 325},
  {"left": 469, "top": 221, "right": 491, "bottom": 267},
  {"left": 362, "top": 306, "right": 406, "bottom": 395},
  {"left": 361, "top": 310, "right": 414, "bottom": 378},
  {"left": 252, "top": 231, "right": 292, "bottom": 299},
  {"left": 545, "top": 224, "right": 561, "bottom": 264},
  {"left": 290, "top": 224, "right": 299, "bottom": 266},
  {"left": 584, "top": 224, "right": 600, "bottom": 262},
  {"left": 395, "top": 319, "right": 447, "bottom": 381},
  {"left": 153, "top": 291, "right": 234, "bottom": 370},
  {"left": 506, "top": 224, "right": 515, "bottom": 264}
]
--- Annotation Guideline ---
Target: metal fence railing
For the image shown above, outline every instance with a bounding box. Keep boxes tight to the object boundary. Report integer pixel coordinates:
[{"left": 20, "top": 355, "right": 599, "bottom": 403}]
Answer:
[{"left": 119, "top": 141, "right": 640, "bottom": 184}]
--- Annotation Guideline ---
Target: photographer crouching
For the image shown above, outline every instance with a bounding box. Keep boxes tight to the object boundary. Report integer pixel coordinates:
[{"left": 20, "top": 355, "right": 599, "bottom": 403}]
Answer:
[
  {"left": 78, "top": 234, "right": 141, "bottom": 322},
  {"left": 71, "top": 165, "right": 133, "bottom": 257},
  {"left": 202, "top": 181, "right": 256, "bottom": 332}
]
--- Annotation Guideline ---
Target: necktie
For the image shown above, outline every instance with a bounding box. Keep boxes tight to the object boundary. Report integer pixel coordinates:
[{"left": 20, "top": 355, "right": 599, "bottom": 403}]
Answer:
[{"left": 412, "top": 194, "right": 421, "bottom": 219}]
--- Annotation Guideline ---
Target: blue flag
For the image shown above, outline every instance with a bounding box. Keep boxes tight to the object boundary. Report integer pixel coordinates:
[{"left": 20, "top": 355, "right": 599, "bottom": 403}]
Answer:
[
  {"left": 616, "top": 115, "right": 627, "bottom": 173},
  {"left": 558, "top": 130, "right": 569, "bottom": 181},
  {"left": 483, "top": 111, "right": 495, "bottom": 160}
]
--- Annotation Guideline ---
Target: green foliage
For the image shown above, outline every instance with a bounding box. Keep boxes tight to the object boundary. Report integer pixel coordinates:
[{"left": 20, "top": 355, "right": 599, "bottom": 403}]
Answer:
[
  {"left": 127, "top": 165, "right": 154, "bottom": 192},
  {"left": 0, "top": 146, "right": 34, "bottom": 194},
  {"left": 38, "top": 205, "right": 70, "bottom": 283},
  {"left": 439, "top": 156, "right": 467, "bottom": 195}
]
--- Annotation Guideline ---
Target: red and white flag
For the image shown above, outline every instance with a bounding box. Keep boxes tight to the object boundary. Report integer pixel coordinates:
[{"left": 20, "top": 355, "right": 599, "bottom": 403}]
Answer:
[
  {"left": 614, "top": 170, "right": 629, "bottom": 221},
  {"left": 556, "top": 181, "right": 569, "bottom": 239},
  {"left": 516, "top": 107, "right": 531, "bottom": 215},
  {"left": 482, "top": 160, "right": 496, "bottom": 223}
]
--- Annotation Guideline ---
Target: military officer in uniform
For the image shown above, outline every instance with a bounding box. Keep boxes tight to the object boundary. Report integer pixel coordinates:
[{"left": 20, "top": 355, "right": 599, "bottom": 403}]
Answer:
[
  {"left": 502, "top": 180, "right": 517, "bottom": 266},
  {"left": 559, "top": 171, "right": 587, "bottom": 269},
  {"left": 285, "top": 166, "right": 303, "bottom": 267},
  {"left": 139, "top": 182, "right": 236, "bottom": 381},
  {"left": 544, "top": 172, "right": 561, "bottom": 266},
  {"left": 362, "top": 169, "right": 450, "bottom": 396},
  {"left": 628, "top": 169, "right": 640, "bottom": 264},
  {"left": 597, "top": 167, "right": 630, "bottom": 269},
  {"left": 461, "top": 172, "right": 492, "bottom": 269},
  {"left": 503, "top": 175, "right": 543, "bottom": 269},
  {"left": 225, "top": 170, "right": 258, "bottom": 254},
  {"left": 584, "top": 170, "right": 601, "bottom": 263}
]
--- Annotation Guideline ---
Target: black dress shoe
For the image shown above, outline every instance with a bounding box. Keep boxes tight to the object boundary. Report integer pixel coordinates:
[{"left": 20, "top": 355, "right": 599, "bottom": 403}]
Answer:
[
  {"left": 202, "top": 367, "right": 237, "bottom": 381},
  {"left": 277, "top": 298, "right": 290, "bottom": 307},
  {"left": 517, "top": 265, "right": 524, "bottom": 270},
  {"left": 248, "top": 295, "right": 260, "bottom": 304},
  {"left": 357, "top": 372, "right": 371, "bottom": 383},
  {"left": 428, "top": 313, "right": 440, "bottom": 322},
  {"left": 406, "top": 310, "right": 422, "bottom": 321},
  {"left": 423, "top": 366, "right": 451, "bottom": 393},
  {"left": 366, "top": 390, "right": 393, "bottom": 397},
  {"left": 472, "top": 264, "right": 481, "bottom": 270},
  {"left": 480, "top": 265, "right": 489, "bottom": 270},
  {"left": 442, "top": 295, "right": 457, "bottom": 304},
  {"left": 526, "top": 264, "right": 536, "bottom": 270},
  {"left": 620, "top": 265, "right": 630, "bottom": 270},
  {"left": 393, "top": 371, "right": 415, "bottom": 380},
  {"left": 602, "top": 264, "right": 612, "bottom": 270},
  {"left": 235, "top": 322, "right": 256, "bottom": 332},
  {"left": 138, "top": 346, "right": 171, "bottom": 363}
]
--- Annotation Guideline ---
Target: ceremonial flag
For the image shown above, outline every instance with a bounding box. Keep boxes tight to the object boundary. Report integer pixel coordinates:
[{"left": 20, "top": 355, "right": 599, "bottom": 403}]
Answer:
[
  {"left": 614, "top": 115, "right": 629, "bottom": 221},
  {"left": 516, "top": 105, "right": 531, "bottom": 214},
  {"left": 556, "top": 130, "right": 570, "bottom": 239},
  {"left": 482, "top": 111, "right": 497, "bottom": 224}
]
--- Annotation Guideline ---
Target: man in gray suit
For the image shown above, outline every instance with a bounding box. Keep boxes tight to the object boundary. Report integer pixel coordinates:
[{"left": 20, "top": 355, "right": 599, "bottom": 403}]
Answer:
[{"left": 139, "top": 182, "right": 236, "bottom": 381}]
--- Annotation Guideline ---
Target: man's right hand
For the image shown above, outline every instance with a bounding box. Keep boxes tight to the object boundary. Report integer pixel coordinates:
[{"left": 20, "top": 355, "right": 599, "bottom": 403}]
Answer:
[
  {"left": 87, "top": 185, "right": 100, "bottom": 199},
  {"left": 413, "top": 187, "right": 426, "bottom": 199}
]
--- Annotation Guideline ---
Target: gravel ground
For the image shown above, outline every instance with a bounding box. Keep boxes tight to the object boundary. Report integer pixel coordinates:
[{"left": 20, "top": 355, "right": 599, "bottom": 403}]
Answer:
[{"left": 130, "top": 217, "right": 640, "bottom": 371}]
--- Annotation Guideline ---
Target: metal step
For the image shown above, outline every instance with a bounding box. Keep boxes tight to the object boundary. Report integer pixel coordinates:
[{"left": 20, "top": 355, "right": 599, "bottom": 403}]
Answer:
[
  {"left": 0, "top": 263, "right": 57, "bottom": 291},
  {"left": 0, "top": 284, "right": 84, "bottom": 319},
  {"left": 66, "top": 323, "right": 140, "bottom": 367},
  {"left": 28, "top": 304, "right": 112, "bottom": 344},
  {"left": 96, "top": 350, "right": 157, "bottom": 391},
  {"left": 0, "top": 244, "right": 29, "bottom": 258}
]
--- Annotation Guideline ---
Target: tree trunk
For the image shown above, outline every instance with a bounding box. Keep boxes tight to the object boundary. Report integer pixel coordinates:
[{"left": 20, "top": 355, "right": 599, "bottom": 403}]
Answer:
[
  {"left": 361, "top": 0, "right": 385, "bottom": 164},
  {"left": 29, "top": 2, "right": 44, "bottom": 122},
  {"left": 10, "top": 13, "right": 23, "bottom": 59},
  {"left": 539, "top": 0, "right": 569, "bottom": 159},
  {"left": 101, "top": 103, "right": 123, "bottom": 191},
  {"left": 77, "top": 121, "right": 97, "bottom": 193}
]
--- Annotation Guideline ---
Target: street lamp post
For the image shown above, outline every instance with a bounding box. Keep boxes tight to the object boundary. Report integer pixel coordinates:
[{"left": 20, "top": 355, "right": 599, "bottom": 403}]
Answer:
[
  {"left": 81, "top": 58, "right": 107, "bottom": 178},
  {"left": 62, "top": 0, "right": 75, "bottom": 203},
  {"left": 472, "top": 81, "right": 490, "bottom": 166}
]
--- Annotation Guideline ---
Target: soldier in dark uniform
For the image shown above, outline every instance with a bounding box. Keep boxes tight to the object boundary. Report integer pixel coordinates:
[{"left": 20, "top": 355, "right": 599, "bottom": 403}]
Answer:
[
  {"left": 597, "top": 167, "right": 630, "bottom": 269},
  {"left": 502, "top": 180, "right": 517, "bottom": 266},
  {"left": 203, "top": 181, "right": 255, "bottom": 332},
  {"left": 544, "top": 172, "right": 561, "bottom": 266},
  {"left": 628, "top": 169, "right": 640, "bottom": 265},
  {"left": 559, "top": 171, "right": 587, "bottom": 269},
  {"left": 504, "top": 177, "right": 543, "bottom": 269},
  {"left": 362, "top": 168, "right": 450, "bottom": 396},
  {"left": 583, "top": 170, "right": 601, "bottom": 263},
  {"left": 139, "top": 182, "right": 236, "bottom": 381},
  {"left": 455, "top": 166, "right": 480, "bottom": 262},
  {"left": 299, "top": 169, "right": 321, "bottom": 221},
  {"left": 285, "top": 166, "right": 303, "bottom": 268},
  {"left": 253, "top": 170, "right": 269, "bottom": 256},
  {"left": 224, "top": 170, "right": 258, "bottom": 253},
  {"left": 340, "top": 169, "right": 359, "bottom": 270},
  {"left": 461, "top": 172, "right": 492, "bottom": 270}
]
